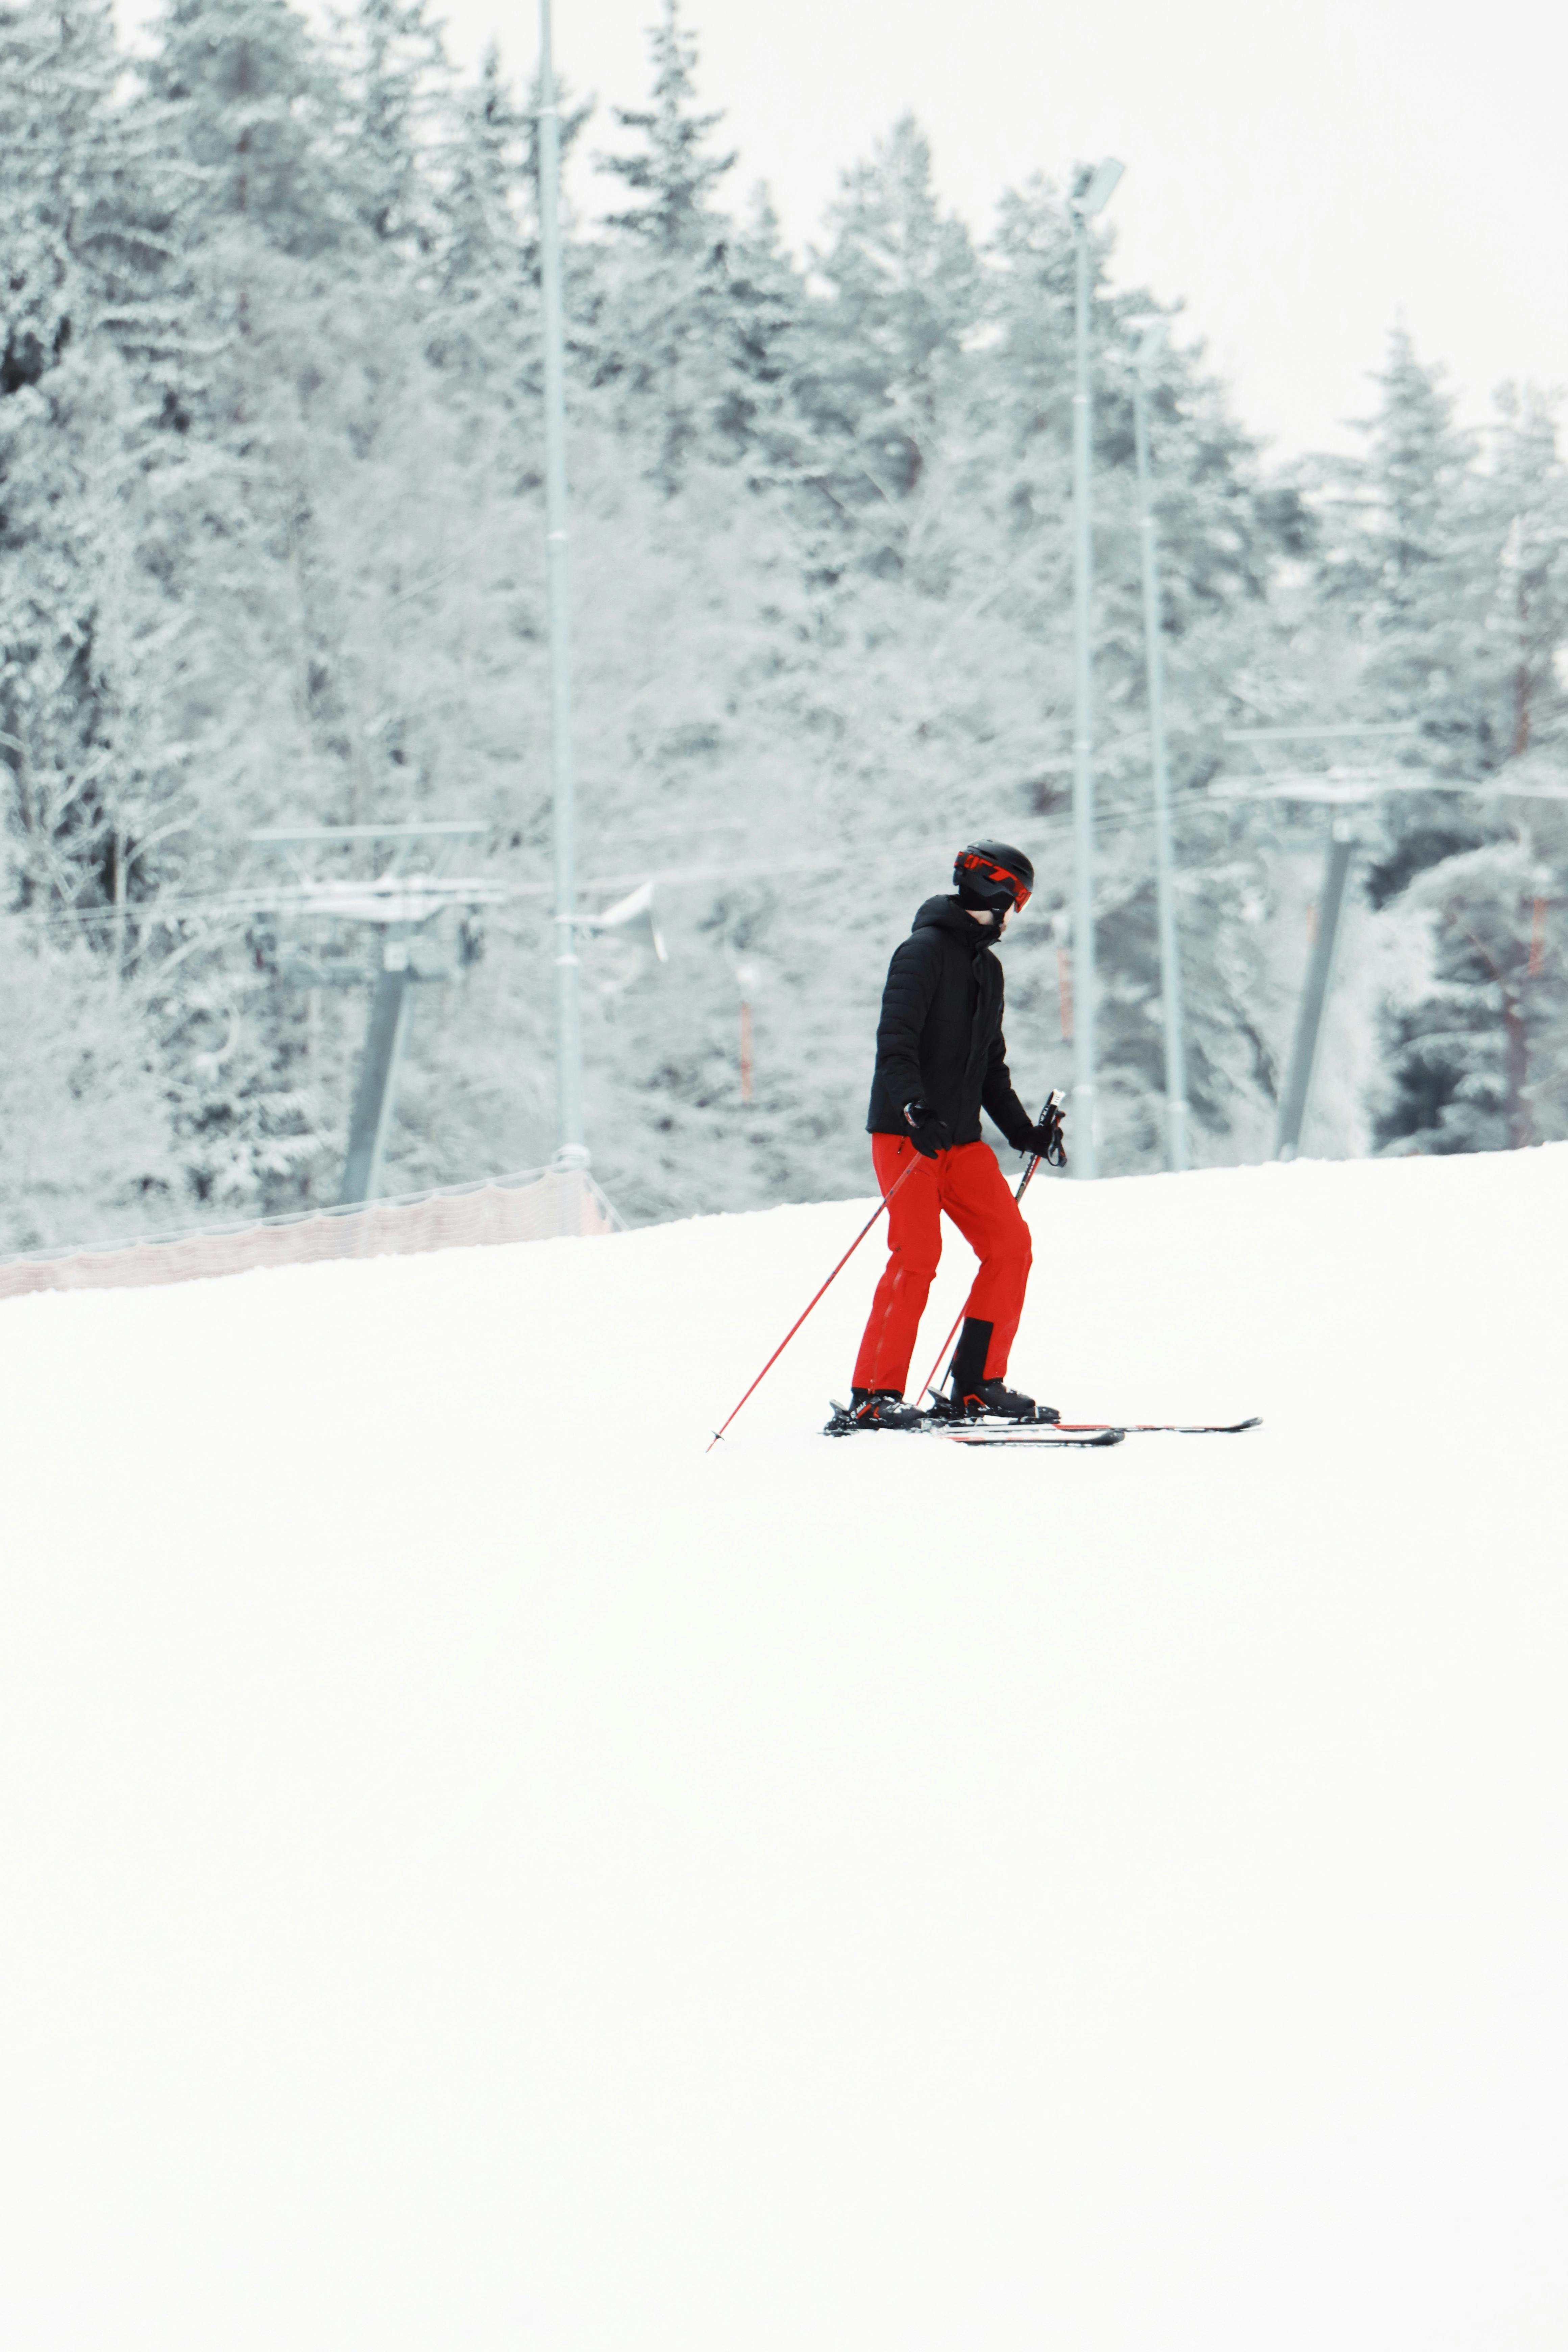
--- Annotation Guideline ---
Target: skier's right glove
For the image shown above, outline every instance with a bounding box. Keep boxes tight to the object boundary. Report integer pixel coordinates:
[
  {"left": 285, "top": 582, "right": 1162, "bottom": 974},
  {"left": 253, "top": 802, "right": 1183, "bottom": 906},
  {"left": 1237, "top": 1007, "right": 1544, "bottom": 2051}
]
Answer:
[{"left": 903, "top": 1100, "right": 951, "bottom": 1159}]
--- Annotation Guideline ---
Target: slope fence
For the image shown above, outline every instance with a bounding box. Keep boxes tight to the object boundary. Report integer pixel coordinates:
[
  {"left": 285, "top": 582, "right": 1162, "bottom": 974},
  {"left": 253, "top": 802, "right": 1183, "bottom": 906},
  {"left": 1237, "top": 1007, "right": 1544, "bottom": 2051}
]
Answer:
[{"left": 0, "top": 1167, "right": 619, "bottom": 1306}]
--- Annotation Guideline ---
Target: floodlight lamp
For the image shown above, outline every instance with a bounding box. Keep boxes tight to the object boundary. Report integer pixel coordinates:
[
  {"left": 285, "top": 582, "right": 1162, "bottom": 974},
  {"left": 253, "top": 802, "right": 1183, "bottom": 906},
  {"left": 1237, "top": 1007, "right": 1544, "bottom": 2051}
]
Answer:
[
  {"left": 1072, "top": 157, "right": 1125, "bottom": 218},
  {"left": 579, "top": 878, "right": 668, "bottom": 963},
  {"left": 1136, "top": 317, "right": 1168, "bottom": 372}
]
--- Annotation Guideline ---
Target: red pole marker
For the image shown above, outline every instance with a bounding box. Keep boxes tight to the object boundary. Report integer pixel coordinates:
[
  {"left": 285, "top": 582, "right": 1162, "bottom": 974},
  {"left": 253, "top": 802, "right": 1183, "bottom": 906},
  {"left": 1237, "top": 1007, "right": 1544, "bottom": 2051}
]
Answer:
[{"left": 708, "top": 1155, "right": 922, "bottom": 1451}]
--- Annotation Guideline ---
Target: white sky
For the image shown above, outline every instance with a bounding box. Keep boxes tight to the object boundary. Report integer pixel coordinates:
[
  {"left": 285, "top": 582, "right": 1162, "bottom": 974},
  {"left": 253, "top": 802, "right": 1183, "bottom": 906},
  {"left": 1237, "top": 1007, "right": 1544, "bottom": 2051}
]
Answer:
[{"left": 119, "top": 0, "right": 1568, "bottom": 459}]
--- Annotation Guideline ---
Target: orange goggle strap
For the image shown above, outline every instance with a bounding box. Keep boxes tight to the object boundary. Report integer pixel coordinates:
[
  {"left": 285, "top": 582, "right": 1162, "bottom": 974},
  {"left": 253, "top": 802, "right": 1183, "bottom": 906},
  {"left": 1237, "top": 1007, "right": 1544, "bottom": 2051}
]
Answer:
[{"left": 956, "top": 852, "right": 1031, "bottom": 910}]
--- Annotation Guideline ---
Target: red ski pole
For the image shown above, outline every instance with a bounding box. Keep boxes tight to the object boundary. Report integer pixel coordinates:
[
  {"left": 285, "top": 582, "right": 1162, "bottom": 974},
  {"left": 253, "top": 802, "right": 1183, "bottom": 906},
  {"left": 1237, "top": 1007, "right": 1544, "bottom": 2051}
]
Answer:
[
  {"left": 915, "top": 1091, "right": 1064, "bottom": 1408},
  {"left": 707, "top": 1155, "right": 922, "bottom": 1450}
]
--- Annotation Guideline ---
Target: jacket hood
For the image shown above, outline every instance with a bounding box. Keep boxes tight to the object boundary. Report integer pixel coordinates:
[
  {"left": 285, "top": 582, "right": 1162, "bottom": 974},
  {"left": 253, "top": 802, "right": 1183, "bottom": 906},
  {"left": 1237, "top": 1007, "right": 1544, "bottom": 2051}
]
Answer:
[{"left": 913, "top": 893, "right": 995, "bottom": 944}]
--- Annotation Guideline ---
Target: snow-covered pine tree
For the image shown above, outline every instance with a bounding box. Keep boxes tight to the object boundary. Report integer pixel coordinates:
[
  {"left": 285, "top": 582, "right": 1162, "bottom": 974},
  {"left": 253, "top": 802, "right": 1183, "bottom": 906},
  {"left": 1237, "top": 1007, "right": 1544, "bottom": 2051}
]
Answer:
[
  {"left": 599, "top": 0, "right": 733, "bottom": 249},
  {"left": 1488, "top": 384, "right": 1568, "bottom": 768},
  {"left": 0, "top": 0, "right": 208, "bottom": 1231},
  {"left": 1372, "top": 383, "right": 1568, "bottom": 1152},
  {"left": 1320, "top": 329, "right": 1505, "bottom": 775},
  {"left": 426, "top": 42, "right": 535, "bottom": 389},
  {"left": 122, "top": 0, "right": 377, "bottom": 1211},
  {"left": 0, "top": 908, "right": 172, "bottom": 1248},
  {"left": 333, "top": 0, "right": 448, "bottom": 252},
  {"left": 1, "top": 0, "right": 193, "bottom": 933},
  {"left": 701, "top": 183, "right": 806, "bottom": 472},
  {"left": 142, "top": 0, "right": 347, "bottom": 249},
  {"left": 593, "top": 0, "right": 756, "bottom": 488},
  {"left": 800, "top": 115, "right": 980, "bottom": 570},
  {"left": 1322, "top": 339, "right": 1568, "bottom": 1153}
]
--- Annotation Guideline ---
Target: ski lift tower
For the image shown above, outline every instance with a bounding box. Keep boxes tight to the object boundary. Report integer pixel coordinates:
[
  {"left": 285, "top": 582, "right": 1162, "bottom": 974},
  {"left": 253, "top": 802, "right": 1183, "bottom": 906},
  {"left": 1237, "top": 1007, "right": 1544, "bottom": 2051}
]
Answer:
[
  {"left": 1212, "top": 729, "right": 1476, "bottom": 1158},
  {"left": 240, "top": 822, "right": 508, "bottom": 1205}
]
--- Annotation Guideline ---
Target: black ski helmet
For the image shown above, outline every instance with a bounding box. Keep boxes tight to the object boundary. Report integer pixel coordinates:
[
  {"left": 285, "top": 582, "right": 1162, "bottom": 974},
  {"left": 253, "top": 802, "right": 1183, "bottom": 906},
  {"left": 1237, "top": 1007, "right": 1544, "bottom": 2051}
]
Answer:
[{"left": 954, "top": 840, "right": 1034, "bottom": 916}]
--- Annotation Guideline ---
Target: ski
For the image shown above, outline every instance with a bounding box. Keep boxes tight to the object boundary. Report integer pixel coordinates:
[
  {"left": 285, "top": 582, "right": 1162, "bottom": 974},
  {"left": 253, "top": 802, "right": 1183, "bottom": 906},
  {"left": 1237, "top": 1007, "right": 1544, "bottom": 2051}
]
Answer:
[
  {"left": 825, "top": 1402, "right": 1259, "bottom": 1443},
  {"left": 924, "top": 1421, "right": 1125, "bottom": 1448},
  {"left": 825, "top": 1401, "right": 1124, "bottom": 1446},
  {"left": 1053, "top": 1417, "right": 1262, "bottom": 1437}
]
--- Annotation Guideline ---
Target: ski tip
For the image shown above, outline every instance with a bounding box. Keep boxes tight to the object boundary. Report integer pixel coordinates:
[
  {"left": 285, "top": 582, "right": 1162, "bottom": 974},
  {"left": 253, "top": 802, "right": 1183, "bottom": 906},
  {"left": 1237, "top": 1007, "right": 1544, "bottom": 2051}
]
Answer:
[{"left": 1135, "top": 1416, "right": 1261, "bottom": 1435}]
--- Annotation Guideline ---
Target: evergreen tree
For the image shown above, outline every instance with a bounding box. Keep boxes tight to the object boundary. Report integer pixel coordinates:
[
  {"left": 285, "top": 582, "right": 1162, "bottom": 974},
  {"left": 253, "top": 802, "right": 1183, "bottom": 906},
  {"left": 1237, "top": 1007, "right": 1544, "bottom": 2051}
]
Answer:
[
  {"left": 1486, "top": 384, "right": 1568, "bottom": 763},
  {"left": 593, "top": 0, "right": 747, "bottom": 485},
  {"left": 334, "top": 0, "right": 449, "bottom": 251},
  {"left": 121, "top": 0, "right": 402, "bottom": 1210},
  {"left": 1320, "top": 331, "right": 1505, "bottom": 770},
  {"left": 428, "top": 44, "right": 532, "bottom": 385},
  {"left": 142, "top": 0, "right": 345, "bottom": 251},
  {"left": 712, "top": 185, "right": 806, "bottom": 468},
  {"left": 1366, "top": 382, "right": 1568, "bottom": 1153},
  {"left": 0, "top": 0, "right": 195, "bottom": 936},
  {"left": 1377, "top": 836, "right": 1551, "bottom": 1153},
  {"left": 0, "top": 912, "right": 171, "bottom": 1246},
  {"left": 802, "top": 116, "right": 980, "bottom": 555},
  {"left": 0, "top": 1, "right": 201, "bottom": 1234},
  {"left": 599, "top": 0, "right": 734, "bottom": 248},
  {"left": 1324, "top": 346, "right": 1568, "bottom": 1154}
]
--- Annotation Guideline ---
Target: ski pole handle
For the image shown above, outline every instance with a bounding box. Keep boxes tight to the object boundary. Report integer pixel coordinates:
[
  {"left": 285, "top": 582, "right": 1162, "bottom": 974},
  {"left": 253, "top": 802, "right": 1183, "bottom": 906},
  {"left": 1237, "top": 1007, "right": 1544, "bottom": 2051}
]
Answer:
[{"left": 1020, "top": 1087, "right": 1066, "bottom": 1189}]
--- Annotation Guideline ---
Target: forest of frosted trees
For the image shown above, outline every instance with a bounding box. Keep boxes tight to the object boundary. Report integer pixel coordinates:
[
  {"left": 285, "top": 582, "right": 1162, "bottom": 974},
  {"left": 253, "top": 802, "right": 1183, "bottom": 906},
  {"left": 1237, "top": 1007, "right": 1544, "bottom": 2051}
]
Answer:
[{"left": 3, "top": 0, "right": 1567, "bottom": 1245}]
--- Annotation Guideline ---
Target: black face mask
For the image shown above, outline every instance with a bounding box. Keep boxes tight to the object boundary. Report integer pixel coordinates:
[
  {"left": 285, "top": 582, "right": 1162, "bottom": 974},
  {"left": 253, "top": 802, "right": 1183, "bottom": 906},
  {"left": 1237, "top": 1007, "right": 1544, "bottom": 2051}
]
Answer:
[{"left": 955, "top": 884, "right": 1013, "bottom": 924}]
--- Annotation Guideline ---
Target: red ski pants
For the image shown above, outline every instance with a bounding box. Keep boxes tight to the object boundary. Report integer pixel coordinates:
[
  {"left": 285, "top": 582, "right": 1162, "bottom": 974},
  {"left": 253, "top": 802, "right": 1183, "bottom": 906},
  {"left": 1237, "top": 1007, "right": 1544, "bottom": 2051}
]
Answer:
[{"left": 851, "top": 1133, "right": 1033, "bottom": 1398}]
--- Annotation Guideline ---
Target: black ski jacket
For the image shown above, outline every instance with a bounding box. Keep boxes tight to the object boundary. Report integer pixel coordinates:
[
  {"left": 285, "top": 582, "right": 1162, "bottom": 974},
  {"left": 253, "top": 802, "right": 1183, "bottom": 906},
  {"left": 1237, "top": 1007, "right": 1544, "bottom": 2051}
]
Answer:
[{"left": 865, "top": 895, "right": 1035, "bottom": 1149}]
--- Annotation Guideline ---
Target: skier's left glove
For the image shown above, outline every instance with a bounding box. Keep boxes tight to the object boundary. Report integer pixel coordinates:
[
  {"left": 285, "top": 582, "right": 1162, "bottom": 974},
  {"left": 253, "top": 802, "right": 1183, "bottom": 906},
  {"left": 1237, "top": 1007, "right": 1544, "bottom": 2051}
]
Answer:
[{"left": 1019, "top": 1105, "right": 1067, "bottom": 1168}]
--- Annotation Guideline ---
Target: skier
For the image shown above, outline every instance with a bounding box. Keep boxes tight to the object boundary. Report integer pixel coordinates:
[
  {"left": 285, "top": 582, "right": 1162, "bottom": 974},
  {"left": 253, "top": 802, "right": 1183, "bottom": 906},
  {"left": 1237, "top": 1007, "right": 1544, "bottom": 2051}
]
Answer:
[{"left": 843, "top": 842, "right": 1064, "bottom": 1431}]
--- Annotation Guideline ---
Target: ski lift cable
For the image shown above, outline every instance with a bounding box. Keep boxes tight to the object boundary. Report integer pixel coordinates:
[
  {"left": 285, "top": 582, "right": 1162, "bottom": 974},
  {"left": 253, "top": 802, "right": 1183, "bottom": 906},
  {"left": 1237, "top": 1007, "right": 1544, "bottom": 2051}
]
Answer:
[{"left": 26, "top": 767, "right": 1514, "bottom": 946}]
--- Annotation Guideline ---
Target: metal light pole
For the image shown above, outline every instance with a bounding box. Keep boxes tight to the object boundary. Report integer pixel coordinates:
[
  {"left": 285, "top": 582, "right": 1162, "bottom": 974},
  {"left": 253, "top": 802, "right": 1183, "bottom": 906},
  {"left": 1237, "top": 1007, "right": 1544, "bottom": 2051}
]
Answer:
[
  {"left": 1068, "top": 157, "right": 1123, "bottom": 1180},
  {"left": 1131, "top": 321, "right": 1191, "bottom": 1172},
  {"left": 538, "top": 0, "right": 587, "bottom": 1167}
]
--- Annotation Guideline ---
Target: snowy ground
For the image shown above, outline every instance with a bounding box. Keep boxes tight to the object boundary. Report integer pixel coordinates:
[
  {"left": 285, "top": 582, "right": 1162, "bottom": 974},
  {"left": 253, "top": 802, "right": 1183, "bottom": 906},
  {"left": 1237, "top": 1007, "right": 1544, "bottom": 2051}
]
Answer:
[{"left": 3, "top": 1146, "right": 1567, "bottom": 2352}]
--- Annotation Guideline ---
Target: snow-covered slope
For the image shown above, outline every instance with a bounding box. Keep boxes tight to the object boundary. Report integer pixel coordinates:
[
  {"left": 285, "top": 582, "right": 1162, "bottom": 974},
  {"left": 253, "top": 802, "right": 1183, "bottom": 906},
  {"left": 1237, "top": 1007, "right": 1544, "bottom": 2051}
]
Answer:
[{"left": 3, "top": 1149, "right": 1567, "bottom": 2352}]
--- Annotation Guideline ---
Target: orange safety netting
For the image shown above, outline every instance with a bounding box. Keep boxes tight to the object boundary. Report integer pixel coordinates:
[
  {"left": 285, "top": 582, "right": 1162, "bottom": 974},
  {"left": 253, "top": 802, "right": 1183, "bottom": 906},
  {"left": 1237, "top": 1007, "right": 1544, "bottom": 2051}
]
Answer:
[{"left": 0, "top": 1167, "right": 617, "bottom": 1306}]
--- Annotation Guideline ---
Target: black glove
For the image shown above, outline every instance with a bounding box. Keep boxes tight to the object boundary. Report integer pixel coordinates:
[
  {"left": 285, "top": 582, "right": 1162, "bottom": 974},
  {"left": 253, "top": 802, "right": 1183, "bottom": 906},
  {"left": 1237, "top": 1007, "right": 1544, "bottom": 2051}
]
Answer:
[
  {"left": 1019, "top": 1103, "right": 1067, "bottom": 1168},
  {"left": 902, "top": 1100, "right": 951, "bottom": 1159}
]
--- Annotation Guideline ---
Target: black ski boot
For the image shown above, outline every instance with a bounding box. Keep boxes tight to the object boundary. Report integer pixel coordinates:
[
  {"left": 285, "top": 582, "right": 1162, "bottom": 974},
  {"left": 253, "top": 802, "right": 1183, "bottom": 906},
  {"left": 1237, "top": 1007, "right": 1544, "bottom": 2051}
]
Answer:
[
  {"left": 953, "top": 1376, "right": 1057, "bottom": 1421},
  {"left": 942, "top": 1318, "right": 1059, "bottom": 1423},
  {"left": 839, "top": 1387, "right": 926, "bottom": 1431}
]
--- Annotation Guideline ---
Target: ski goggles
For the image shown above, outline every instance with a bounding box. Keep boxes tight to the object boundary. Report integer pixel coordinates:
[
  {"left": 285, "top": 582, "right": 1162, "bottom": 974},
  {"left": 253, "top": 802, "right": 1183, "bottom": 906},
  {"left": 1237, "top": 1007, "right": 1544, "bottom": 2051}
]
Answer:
[{"left": 956, "top": 851, "right": 1032, "bottom": 911}]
